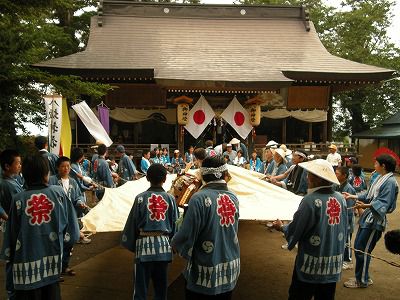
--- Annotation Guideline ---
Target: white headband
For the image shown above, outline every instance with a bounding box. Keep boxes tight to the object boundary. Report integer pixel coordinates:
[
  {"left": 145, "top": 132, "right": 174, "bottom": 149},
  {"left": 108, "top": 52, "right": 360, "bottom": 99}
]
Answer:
[
  {"left": 200, "top": 164, "right": 228, "bottom": 179},
  {"left": 294, "top": 151, "right": 307, "bottom": 158}
]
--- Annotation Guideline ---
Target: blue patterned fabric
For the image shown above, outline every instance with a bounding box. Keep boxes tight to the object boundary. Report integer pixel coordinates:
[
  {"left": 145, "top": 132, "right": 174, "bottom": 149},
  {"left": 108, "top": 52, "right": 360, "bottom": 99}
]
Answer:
[
  {"left": 357, "top": 174, "right": 398, "bottom": 232},
  {"left": 283, "top": 187, "right": 348, "bottom": 284},
  {"left": 249, "top": 157, "right": 262, "bottom": 173},
  {"left": 92, "top": 156, "right": 113, "bottom": 188},
  {"left": 121, "top": 187, "right": 178, "bottom": 263},
  {"left": 48, "top": 175, "right": 86, "bottom": 217},
  {"left": 1, "top": 184, "right": 80, "bottom": 291},
  {"left": 172, "top": 183, "right": 240, "bottom": 295},
  {"left": 39, "top": 150, "right": 59, "bottom": 176},
  {"left": 0, "top": 176, "right": 24, "bottom": 214},
  {"left": 118, "top": 154, "right": 137, "bottom": 181}
]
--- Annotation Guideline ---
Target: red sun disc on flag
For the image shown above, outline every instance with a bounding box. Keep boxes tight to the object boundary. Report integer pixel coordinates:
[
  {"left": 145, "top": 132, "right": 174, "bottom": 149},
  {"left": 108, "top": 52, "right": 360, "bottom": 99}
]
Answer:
[
  {"left": 234, "top": 112, "right": 245, "bottom": 126},
  {"left": 193, "top": 110, "right": 206, "bottom": 125}
]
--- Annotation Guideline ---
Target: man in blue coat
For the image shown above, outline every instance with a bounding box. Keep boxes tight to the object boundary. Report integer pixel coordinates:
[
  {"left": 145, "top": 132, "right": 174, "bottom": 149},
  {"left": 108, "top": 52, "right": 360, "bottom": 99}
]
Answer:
[
  {"left": 172, "top": 155, "right": 240, "bottom": 299},
  {"left": 115, "top": 144, "right": 138, "bottom": 183},
  {"left": 273, "top": 159, "right": 348, "bottom": 300}
]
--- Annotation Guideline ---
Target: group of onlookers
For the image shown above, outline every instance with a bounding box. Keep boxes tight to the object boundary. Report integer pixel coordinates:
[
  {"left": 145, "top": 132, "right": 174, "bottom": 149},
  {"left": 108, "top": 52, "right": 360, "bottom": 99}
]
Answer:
[{"left": 0, "top": 136, "right": 398, "bottom": 300}]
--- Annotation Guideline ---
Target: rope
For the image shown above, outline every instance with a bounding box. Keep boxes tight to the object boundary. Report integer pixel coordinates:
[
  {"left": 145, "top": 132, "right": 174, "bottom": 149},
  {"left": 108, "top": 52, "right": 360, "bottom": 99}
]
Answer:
[{"left": 346, "top": 244, "right": 400, "bottom": 268}]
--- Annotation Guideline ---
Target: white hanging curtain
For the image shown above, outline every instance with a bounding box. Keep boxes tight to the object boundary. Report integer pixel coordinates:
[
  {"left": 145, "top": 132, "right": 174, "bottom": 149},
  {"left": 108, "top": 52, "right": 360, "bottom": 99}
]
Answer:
[
  {"left": 261, "top": 109, "right": 327, "bottom": 123},
  {"left": 109, "top": 108, "right": 176, "bottom": 124}
]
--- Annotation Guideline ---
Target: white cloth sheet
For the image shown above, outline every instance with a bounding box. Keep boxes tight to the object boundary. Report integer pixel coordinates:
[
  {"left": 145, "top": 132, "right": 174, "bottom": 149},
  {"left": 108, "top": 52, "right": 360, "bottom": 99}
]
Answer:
[{"left": 81, "top": 165, "right": 302, "bottom": 232}]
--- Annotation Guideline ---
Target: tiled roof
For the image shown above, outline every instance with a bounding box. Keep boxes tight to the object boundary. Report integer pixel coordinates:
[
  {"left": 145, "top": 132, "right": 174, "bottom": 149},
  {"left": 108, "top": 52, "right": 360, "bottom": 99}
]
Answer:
[
  {"left": 35, "top": 2, "right": 394, "bottom": 87},
  {"left": 352, "top": 125, "right": 400, "bottom": 139},
  {"left": 382, "top": 111, "right": 400, "bottom": 125}
]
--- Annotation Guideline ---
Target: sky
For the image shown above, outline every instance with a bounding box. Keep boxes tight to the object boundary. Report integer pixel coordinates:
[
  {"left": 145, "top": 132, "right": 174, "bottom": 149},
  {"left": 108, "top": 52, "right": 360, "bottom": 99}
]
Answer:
[{"left": 28, "top": 0, "right": 400, "bottom": 135}]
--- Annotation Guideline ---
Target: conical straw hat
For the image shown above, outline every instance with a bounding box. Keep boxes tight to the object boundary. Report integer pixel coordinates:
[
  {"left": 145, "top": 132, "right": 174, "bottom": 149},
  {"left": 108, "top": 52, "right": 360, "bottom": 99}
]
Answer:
[{"left": 298, "top": 159, "right": 339, "bottom": 185}]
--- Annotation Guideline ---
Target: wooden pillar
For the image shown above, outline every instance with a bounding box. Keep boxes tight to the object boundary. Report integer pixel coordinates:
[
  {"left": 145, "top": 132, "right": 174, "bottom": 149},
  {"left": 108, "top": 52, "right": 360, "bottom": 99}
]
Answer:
[
  {"left": 282, "top": 118, "right": 287, "bottom": 143},
  {"left": 308, "top": 122, "right": 313, "bottom": 142},
  {"left": 322, "top": 121, "right": 328, "bottom": 142},
  {"left": 327, "top": 86, "right": 333, "bottom": 141},
  {"left": 178, "top": 125, "right": 184, "bottom": 154}
]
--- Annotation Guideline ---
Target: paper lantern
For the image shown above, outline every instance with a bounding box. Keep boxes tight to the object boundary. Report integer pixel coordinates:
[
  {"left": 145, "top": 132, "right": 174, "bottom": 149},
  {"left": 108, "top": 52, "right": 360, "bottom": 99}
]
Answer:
[
  {"left": 248, "top": 104, "right": 261, "bottom": 126},
  {"left": 177, "top": 103, "right": 190, "bottom": 125}
]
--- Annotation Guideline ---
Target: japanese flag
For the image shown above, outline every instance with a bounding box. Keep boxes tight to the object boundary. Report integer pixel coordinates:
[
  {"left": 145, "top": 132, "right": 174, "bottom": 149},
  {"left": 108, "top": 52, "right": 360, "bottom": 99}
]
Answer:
[
  {"left": 221, "top": 96, "right": 253, "bottom": 139},
  {"left": 185, "top": 95, "right": 215, "bottom": 139}
]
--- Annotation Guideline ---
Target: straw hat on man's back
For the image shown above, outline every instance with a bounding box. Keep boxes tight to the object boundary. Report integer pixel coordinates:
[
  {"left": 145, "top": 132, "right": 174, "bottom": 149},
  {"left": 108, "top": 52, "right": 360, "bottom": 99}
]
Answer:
[{"left": 298, "top": 159, "right": 339, "bottom": 185}]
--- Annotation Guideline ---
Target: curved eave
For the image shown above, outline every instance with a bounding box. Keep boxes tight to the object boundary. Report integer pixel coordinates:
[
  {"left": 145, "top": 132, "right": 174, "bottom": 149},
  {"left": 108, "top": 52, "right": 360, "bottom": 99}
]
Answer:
[
  {"left": 34, "top": 65, "right": 154, "bottom": 80},
  {"left": 352, "top": 125, "right": 400, "bottom": 139},
  {"left": 283, "top": 70, "right": 395, "bottom": 82}
]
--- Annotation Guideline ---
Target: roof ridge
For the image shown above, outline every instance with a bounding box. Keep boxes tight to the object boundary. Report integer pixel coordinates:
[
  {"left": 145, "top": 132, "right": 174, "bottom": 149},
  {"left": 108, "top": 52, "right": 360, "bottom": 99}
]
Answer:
[{"left": 99, "top": 1, "right": 306, "bottom": 21}]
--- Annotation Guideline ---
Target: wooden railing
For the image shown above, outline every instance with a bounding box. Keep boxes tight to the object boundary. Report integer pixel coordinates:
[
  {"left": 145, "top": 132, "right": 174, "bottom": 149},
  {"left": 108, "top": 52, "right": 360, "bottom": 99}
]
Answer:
[{"left": 254, "top": 142, "right": 357, "bottom": 157}]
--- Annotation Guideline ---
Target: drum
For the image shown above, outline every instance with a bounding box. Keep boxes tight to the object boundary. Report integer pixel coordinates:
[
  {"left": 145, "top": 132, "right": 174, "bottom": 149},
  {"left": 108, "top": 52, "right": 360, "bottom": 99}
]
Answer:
[{"left": 169, "top": 173, "right": 202, "bottom": 207}]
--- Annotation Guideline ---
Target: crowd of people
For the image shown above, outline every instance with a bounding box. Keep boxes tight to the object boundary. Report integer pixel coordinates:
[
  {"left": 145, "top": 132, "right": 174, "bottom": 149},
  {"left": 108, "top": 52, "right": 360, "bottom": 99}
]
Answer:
[{"left": 0, "top": 135, "right": 398, "bottom": 300}]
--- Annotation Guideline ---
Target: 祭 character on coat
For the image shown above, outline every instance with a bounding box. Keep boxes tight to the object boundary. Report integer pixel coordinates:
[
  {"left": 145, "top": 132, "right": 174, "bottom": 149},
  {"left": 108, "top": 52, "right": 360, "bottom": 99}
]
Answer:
[
  {"left": 172, "top": 155, "right": 240, "bottom": 299},
  {"left": 343, "top": 154, "right": 398, "bottom": 289},
  {"left": 121, "top": 163, "right": 178, "bottom": 300},
  {"left": 334, "top": 166, "right": 356, "bottom": 271},
  {"left": 273, "top": 159, "right": 348, "bottom": 300},
  {"left": 0, "top": 149, "right": 24, "bottom": 300},
  {"left": 1, "top": 155, "right": 80, "bottom": 300}
]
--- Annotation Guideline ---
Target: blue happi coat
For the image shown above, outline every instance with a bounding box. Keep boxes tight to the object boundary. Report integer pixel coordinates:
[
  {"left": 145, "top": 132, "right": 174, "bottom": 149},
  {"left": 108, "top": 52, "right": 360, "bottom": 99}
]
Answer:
[
  {"left": 118, "top": 154, "right": 137, "bottom": 181},
  {"left": 357, "top": 173, "right": 398, "bottom": 232},
  {"left": 93, "top": 156, "right": 113, "bottom": 188},
  {"left": 49, "top": 175, "right": 86, "bottom": 217},
  {"left": 283, "top": 186, "right": 348, "bottom": 284},
  {"left": 271, "top": 161, "right": 288, "bottom": 177},
  {"left": 161, "top": 155, "right": 171, "bottom": 165},
  {"left": 282, "top": 165, "right": 308, "bottom": 195},
  {"left": 39, "top": 149, "right": 59, "bottom": 176},
  {"left": 348, "top": 175, "right": 367, "bottom": 194},
  {"left": 140, "top": 158, "right": 151, "bottom": 174},
  {"left": 262, "top": 159, "right": 275, "bottom": 175},
  {"left": 0, "top": 184, "right": 80, "bottom": 290},
  {"left": 334, "top": 182, "right": 356, "bottom": 233},
  {"left": 171, "top": 182, "right": 240, "bottom": 295},
  {"left": 70, "top": 162, "right": 91, "bottom": 193},
  {"left": 121, "top": 187, "right": 178, "bottom": 263},
  {"left": 249, "top": 157, "right": 262, "bottom": 173},
  {"left": 0, "top": 175, "right": 24, "bottom": 214}
]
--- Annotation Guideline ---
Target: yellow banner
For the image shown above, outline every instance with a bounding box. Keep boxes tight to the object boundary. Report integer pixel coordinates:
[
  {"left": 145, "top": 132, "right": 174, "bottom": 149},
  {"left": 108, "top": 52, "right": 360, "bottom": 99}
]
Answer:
[{"left": 60, "top": 98, "right": 72, "bottom": 157}]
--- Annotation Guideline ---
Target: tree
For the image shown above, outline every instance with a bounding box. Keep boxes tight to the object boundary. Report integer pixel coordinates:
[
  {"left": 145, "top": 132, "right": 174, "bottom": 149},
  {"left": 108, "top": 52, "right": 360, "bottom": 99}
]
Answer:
[
  {"left": 239, "top": 0, "right": 400, "bottom": 138},
  {"left": 0, "top": 1, "right": 110, "bottom": 149}
]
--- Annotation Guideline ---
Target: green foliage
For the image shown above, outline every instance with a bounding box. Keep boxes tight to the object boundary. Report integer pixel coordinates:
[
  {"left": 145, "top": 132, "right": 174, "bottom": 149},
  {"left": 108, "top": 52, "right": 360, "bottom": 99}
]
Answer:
[
  {"left": 0, "top": 0, "right": 111, "bottom": 148},
  {"left": 239, "top": 0, "right": 400, "bottom": 138}
]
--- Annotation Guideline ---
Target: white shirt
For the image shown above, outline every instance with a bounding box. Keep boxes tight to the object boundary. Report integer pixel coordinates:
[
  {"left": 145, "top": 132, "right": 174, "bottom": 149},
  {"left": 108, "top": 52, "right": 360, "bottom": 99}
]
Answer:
[
  {"left": 326, "top": 152, "right": 342, "bottom": 167},
  {"left": 61, "top": 178, "right": 70, "bottom": 194}
]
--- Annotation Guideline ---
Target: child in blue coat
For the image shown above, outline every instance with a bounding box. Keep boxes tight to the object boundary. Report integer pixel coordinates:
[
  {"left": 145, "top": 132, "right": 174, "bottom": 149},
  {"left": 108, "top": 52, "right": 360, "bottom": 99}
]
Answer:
[{"left": 122, "top": 163, "right": 178, "bottom": 300}]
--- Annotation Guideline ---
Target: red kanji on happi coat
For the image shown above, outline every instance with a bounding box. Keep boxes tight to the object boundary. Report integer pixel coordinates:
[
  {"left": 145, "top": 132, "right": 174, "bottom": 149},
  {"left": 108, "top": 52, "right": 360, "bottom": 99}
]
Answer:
[
  {"left": 353, "top": 176, "right": 362, "bottom": 188},
  {"left": 147, "top": 194, "right": 169, "bottom": 221},
  {"left": 25, "top": 193, "right": 55, "bottom": 226},
  {"left": 216, "top": 194, "right": 237, "bottom": 227},
  {"left": 326, "top": 197, "right": 341, "bottom": 225},
  {"left": 93, "top": 159, "right": 98, "bottom": 173}
]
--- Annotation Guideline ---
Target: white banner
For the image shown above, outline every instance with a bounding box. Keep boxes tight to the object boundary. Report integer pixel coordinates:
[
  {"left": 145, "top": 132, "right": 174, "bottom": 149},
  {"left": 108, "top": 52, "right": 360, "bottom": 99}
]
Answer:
[
  {"left": 72, "top": 101, "right": 113, "bottom": 147},
  {"left": 44, "top": 95, "right": 63, "bottom": 155},
  {"left": 221, "top": 96, "right": 253, "bottom": 140},
  {"left": 185, "top": 95, "right": 215, "bottom": 139}
]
